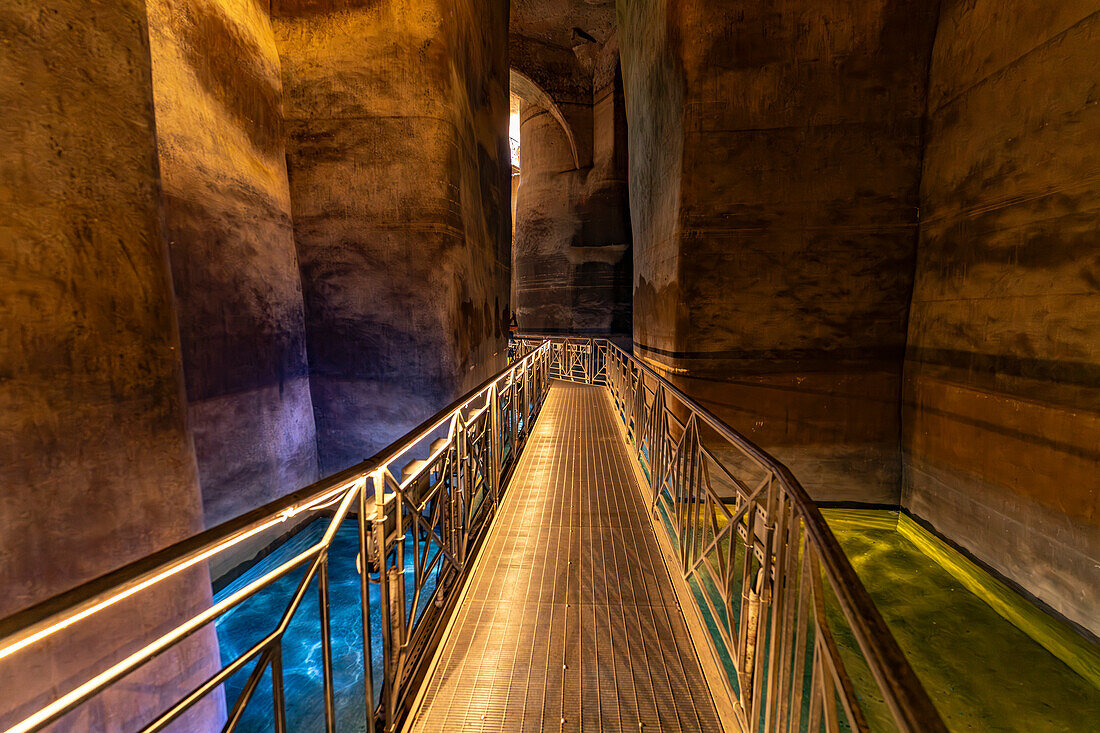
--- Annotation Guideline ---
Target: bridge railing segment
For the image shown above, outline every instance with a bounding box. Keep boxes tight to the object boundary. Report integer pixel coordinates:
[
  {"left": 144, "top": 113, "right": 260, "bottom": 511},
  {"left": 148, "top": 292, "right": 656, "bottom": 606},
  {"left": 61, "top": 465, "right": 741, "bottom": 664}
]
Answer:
[
  {"left": 514, "top": 335, "right": 946, "bottom": 733},
  {"left": 0, "top": 343, "right": 554, "bottom": 733},
  {"left": 1, "top": 333, "right": 945, "bottom": 733}
]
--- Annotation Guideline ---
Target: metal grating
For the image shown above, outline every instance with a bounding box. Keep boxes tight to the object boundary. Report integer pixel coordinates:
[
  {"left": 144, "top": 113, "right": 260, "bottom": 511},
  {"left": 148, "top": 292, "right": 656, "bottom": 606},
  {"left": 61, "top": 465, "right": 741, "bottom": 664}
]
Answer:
[{"left": 410, "top": 381, "right": 722, "bottom": 732}]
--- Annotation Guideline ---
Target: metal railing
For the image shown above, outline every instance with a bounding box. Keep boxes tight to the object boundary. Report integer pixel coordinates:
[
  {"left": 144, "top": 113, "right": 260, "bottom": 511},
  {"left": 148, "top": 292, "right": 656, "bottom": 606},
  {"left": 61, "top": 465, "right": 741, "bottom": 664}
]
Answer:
[
  {"left": 3, "top": 335, "right": 945, "bottom": 733},
  {"left": 0, "top": 342, "right": 553, "bottom": 733},
  {"left": 514, "top": 336, "right": 946, "bottom": 733}
]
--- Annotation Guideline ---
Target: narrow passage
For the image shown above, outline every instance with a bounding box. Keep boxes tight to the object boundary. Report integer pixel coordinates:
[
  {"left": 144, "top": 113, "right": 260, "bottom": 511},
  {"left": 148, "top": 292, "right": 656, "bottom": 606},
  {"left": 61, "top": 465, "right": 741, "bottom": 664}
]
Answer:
[{"left": 411, "top": 381, "right": 722, "bottom": 732}]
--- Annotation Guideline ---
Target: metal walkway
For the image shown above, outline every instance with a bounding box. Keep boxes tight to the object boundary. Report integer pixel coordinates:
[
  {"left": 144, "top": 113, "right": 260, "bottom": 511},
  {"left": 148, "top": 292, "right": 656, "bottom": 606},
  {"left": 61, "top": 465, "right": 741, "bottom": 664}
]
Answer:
[
  {"left": 409, "top": 381, "right": 723, "bottom": 732},
  {"left": 2, "top": 340, "right": 946, "bottom": 733}
]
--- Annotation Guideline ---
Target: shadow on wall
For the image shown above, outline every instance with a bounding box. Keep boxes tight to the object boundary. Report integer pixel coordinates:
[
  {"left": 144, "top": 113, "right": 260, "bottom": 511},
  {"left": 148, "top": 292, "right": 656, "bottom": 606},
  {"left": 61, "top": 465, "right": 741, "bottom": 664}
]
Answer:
[
  {"left": 272, "top": 0, "right": 512, "bottom": 476},
  {"left": 147, "top": 0, "right": 320, "bottom": 529}
]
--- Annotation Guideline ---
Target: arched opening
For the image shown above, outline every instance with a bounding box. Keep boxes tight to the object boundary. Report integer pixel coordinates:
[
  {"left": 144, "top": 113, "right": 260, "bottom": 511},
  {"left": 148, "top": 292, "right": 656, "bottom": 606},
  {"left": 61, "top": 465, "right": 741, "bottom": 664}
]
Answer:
[
  {"left": 509, "top": 68, "right": 580, "bottom": 170},
  {"left": 508, "top": 53, "right": 632, "bottom": 339}
]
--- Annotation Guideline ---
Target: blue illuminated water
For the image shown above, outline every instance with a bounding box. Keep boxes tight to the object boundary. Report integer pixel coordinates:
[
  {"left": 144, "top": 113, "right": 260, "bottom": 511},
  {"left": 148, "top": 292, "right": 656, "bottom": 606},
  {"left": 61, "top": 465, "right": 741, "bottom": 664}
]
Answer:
[{"left": 213, "top": 519, "right": 440, "bottom": 731}]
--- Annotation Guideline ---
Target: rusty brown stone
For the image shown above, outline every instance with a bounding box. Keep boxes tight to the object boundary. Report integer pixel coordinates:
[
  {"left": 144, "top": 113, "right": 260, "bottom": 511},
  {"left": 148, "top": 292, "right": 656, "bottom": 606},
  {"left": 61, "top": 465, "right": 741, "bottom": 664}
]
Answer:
[
  {"left": 147, "top": 0, "right": 320, "bottom": 528},
  {"left": 273, "top": 0, "right": 512, "bottom": 474},
  {"left": 619, "top": 0, "right": 938, "bottom": 504},
  {"left": 0, "top": 0, "right": 222, "bottom": 728},
  {"left": 903, "top": 0, "right": 1100, "bottom": 635}
]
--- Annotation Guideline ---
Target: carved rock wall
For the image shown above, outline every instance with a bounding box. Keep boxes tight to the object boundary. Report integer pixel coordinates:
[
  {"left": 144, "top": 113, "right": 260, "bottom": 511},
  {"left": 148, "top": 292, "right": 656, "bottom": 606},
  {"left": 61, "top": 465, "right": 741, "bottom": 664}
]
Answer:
[
  {"left": 0, "top": 1, "right": 222, "bottom": 728},
  {"left": 274, "top": 0, "right": 511, "bottom": 473},
  {"left": 148, "top": 0, "right": 320, "bottom": 527},
  {"left": 619, "top": 0, "right": 938, "bottom": 503},
  {"left": 903, "top": 0, "right": 1100, "bottom": 635}
]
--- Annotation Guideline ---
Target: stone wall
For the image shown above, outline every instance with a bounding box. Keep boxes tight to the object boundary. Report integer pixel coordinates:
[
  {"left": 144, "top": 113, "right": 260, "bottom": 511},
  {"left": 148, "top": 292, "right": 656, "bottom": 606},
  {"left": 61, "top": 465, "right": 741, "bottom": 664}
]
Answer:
[
  {"left": 147, "top": 0, "right": 319, "bottom": 527},
  {"left": 0, "top": 1, "right": 221, "bottom": 728},
  {"left": 273, "top": 0, "right": 511, "bottom": 474},
  {"left": 903, "top": 0, "right": 1100, "bottom": 635},
  {"left": 618, "top": 0, "right": 685, "bottom": 353},
  {"left": 512, "top": 33, "right": 633, "bottom": 336},
  {"left": 618, "top": 0, "right": 938, "bottom": 503}
]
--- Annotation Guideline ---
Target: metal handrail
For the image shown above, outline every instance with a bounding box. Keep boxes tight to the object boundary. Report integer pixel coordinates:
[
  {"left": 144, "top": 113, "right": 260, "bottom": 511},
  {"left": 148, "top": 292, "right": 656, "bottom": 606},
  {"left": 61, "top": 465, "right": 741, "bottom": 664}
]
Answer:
[
  {"left": 3, "top": 334, "right": 944, "bottom": 733},
  {"left": 0, "top": 342, "right": 554, "bottom": 733},
  {"left": 516, "top": 335, "right": 946, "bottom": 733}
]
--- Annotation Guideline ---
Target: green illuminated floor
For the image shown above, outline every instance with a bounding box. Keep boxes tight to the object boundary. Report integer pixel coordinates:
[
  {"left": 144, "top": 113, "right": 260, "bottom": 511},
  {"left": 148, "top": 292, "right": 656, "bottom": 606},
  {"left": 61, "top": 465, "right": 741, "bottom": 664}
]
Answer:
[{"left": 824, "top": 509, "right": 1100, "bottom": 732}]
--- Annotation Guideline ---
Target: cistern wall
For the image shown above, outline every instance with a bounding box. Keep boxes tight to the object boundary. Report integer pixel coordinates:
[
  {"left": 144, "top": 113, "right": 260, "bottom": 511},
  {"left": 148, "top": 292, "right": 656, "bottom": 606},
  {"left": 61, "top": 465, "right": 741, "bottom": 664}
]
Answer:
[
  {"left": 0, "top": 1, "right": 223, "bottom": 728},
  {"left": 902, "top": 0, "right": 1100, "bottom": 636},
  {"left": 273, "top": 0, "right": 512, "bottom": 474}
]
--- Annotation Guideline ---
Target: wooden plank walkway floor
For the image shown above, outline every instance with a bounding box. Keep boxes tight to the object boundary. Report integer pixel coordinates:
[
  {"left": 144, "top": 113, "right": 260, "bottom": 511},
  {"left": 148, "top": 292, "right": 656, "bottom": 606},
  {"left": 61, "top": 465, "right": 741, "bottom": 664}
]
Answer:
[{"left": 409, "top": 381, "right": 722, "bottom": 732}]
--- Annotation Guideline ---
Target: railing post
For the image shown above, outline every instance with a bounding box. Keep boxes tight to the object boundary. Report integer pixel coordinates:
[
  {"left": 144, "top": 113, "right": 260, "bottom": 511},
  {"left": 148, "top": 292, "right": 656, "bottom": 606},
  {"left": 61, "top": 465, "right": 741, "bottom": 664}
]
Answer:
[
  {"left": 737, "top": 490, "right": 759, "bottom": 704},
  {"left": 509, "top": 373, "right": 518, "bottom": 457},
  {"left": 391, "top": 476, "right": 407, "bottom": 666},
  {"left": 318, "top": 557, "right": 336, "bottom": 733},
  {"left": 586, "top": 339, "right": 593, "bottom": 383},
  {"left": 457, "top": 417, "right": 470, "bottom": 567},
  {"left": 762, "top": 490, "right": 790, "bottom": 731},
  {"left": 371, "top": 470, "right": 395, "bottom": 732},
  {"left": 523, "top": 360, "right": 531, "bottom": 433},
  {"left": 271, "top": 642, "right": 287, "bottom": 733},
  {"left": 358, "top": 478, "right": 378, "bottom": 732},
  {"left": 489, "top": 384, "right": 501, "bottom": 503},
  {"left": 749, "top": 473, "right": 779, "bottom": 728},
  {"left": 386, "top": 562, "right": 405, "bottom": 712}
]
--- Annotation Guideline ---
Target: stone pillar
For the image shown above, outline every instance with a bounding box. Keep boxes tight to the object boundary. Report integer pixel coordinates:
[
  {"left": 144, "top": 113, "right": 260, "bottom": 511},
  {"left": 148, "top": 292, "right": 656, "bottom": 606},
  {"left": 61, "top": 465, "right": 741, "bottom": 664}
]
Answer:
[
  {"left": 0, "top": 0, "right": 221, "bottom": 729},
  {"left": 512, "top": 35, "right": 633, "bottom": 337},
  {"left": 273, "top": 0, "right": 511, "bottom": 474},
  {"left": 147, "top": 0, "right": 320, "bottom": 527},
  {"left": 903, "top": 0, "right": 1100, "bottom": 635},
  {"left": 619, "top": 0, "right": 938, "bottom": 503},
  {"left": 619, "top": 0, "right": 686, "bottom": 357}
]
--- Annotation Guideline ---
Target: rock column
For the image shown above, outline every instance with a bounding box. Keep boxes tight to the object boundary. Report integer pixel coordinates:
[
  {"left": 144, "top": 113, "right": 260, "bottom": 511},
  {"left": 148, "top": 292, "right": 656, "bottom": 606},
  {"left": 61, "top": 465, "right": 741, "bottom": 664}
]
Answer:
[
  {"left": 273, "top": 0, "right": 511, "bottom": 473},
  {"left": 147, "top": 0, "right": 320, "bottom": 527},
  {"left": 0, "top": 0, "right": 222, "bottom": 728}
]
